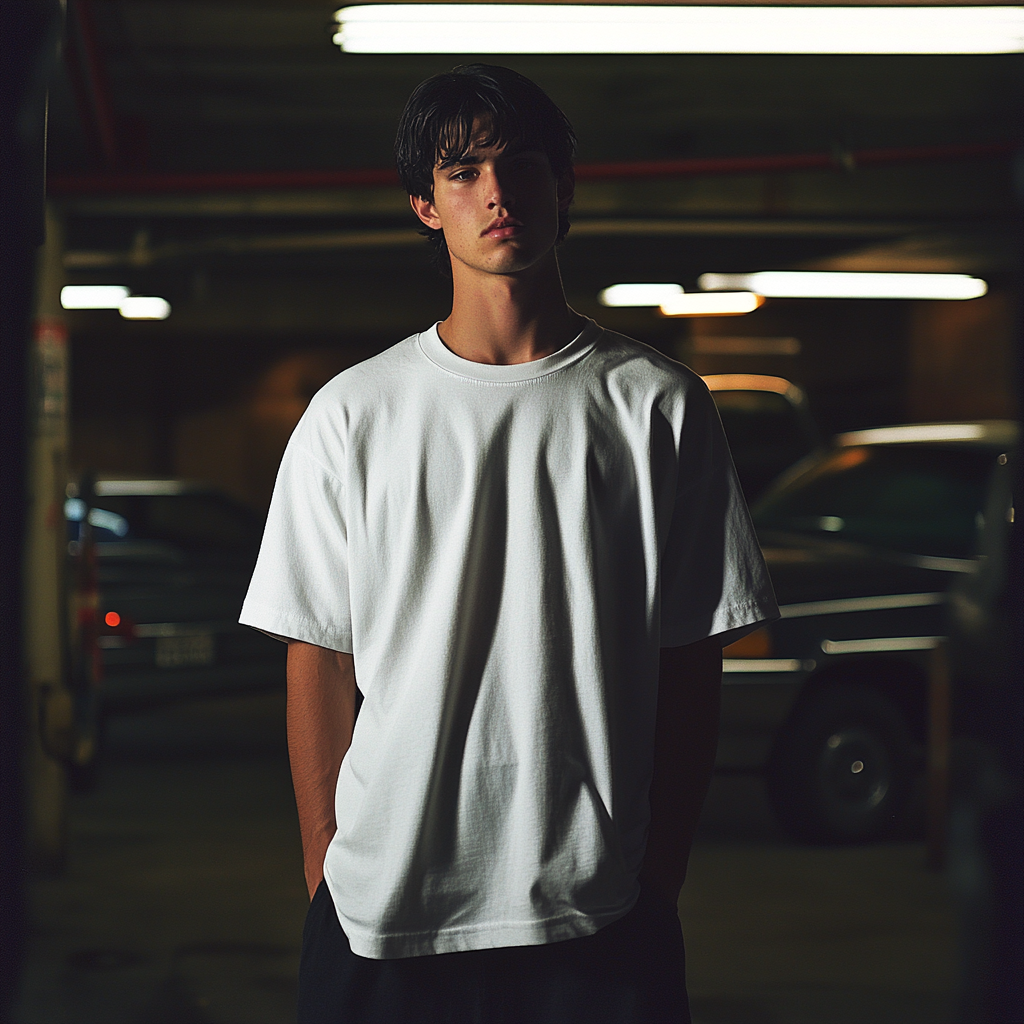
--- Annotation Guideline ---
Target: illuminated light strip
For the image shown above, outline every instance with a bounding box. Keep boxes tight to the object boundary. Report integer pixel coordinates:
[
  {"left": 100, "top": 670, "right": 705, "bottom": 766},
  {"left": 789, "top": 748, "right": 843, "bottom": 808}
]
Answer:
[
  {"left": 722, "top": 658, "right": 813, "bottom": 673},
  {"left": 332, "top": 6, "right": 1024, "bottom": 54},
  {"left": 61, "top": 284, "right": 171, "bottom": 319},
  {"left": 61, "top": 284, "right": 129, "bottom": 308},
  {"left": 821, "top": 635, "right": 942, "bottom": 655},
  {"left": 702, "top": 374, "right": 797, "bottom": 397},
  {"left": 699, "top": 271, "right": 987, "bottom": 300},
  {"left": 660, "top": 292, "right": 763, "bottom": 317},
  {"left": 779, "top": 592, "right": 944, "bottom": 619},
  {"left": 599, "top": 283, "right": 683, "bottom": 307},
  {"left": 95, "top": 479, "right": 185, "bottom": 495},
  {"left": 839, "top": 423, "right": 990, "bottom": 445},
  {"left": 119, "top": 296, "right": 171, "bottom": 320}
]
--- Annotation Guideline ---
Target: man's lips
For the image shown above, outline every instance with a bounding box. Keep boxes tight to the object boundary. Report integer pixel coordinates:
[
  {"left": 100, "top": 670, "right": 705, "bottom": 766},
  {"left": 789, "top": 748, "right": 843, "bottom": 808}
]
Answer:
[{"left": 482, "top": 217, "right": 524, "bottom": 238}]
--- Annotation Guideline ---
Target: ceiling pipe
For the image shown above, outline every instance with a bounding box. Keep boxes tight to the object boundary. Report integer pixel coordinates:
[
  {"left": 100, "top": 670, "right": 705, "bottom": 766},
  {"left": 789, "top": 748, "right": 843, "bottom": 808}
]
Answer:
[
  {"left": 64, "top": 0, "right": 121, "bottom": 170},
  {"left": 64, "top": 217, "right": 931, "bottom": 269},
  {"left": 47, "top": 141, "right": 1016, "bottom": 197},
  {"left": 576, "top": 141, "right": 1016, "bottom": 179}
]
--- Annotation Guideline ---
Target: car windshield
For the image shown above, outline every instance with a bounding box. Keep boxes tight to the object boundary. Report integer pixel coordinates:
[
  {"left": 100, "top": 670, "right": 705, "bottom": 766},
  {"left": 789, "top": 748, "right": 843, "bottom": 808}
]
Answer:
[
  {"left": 713, "top": 390, "right": 811, "bottom": 450},
  {"left": 751, "top": 443, "right": 996, "bottom": 559},
  {"left": 712, "top": 389, "right": 817, "bottom": 500},
  {"left": 82, "top": 493, "right": 262, "bottom": 551}
]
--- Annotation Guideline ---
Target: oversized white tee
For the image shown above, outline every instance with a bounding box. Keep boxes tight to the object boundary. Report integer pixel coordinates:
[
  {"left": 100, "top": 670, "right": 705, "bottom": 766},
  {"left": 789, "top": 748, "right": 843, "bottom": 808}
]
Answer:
[{"left": 240, "top": 319, "right": 777, "bottom": 959}]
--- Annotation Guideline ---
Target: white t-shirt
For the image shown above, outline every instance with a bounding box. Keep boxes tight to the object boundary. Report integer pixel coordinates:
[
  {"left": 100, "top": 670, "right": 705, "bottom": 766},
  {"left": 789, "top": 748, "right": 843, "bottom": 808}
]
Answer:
[{"left": 240, "top": 319, "right": 777, "bottom": 959}]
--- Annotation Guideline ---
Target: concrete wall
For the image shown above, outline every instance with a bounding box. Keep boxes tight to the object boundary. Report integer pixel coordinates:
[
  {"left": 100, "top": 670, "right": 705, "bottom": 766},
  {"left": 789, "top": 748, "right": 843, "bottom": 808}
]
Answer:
[{"left": 907, "top": 289, "right": 1019, "bottom": 423}]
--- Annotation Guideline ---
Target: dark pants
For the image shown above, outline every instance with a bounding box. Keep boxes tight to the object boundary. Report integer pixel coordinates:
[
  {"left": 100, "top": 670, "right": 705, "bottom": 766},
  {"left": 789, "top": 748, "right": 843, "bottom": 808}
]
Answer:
[{"left": 298, "top": 881, "right": 691, "bottom": 1024}]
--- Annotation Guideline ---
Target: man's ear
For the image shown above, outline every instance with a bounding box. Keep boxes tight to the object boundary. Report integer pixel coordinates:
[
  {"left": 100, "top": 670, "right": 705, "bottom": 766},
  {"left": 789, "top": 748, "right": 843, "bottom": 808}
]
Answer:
[
  {"left": 556, "top": 170, "right": 575, "bottom": 213},
  {"left": 410, "top": 193, "right": 442, "bottom": 230}
]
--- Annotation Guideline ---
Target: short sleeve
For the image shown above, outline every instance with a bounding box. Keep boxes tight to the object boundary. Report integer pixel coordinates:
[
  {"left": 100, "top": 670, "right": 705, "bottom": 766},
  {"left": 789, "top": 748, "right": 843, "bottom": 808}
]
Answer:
[
  {"left": 239, "top": 440, "right": 353, "bottom": 653},
  {"left": 660, "top": 381, "right": 779, "bottom": 648}
]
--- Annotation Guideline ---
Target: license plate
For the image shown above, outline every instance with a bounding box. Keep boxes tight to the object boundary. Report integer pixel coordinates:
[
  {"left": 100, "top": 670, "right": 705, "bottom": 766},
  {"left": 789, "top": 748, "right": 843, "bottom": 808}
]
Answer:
[{"left": 155, "top": 633, "right": 214, "bottom": 669}]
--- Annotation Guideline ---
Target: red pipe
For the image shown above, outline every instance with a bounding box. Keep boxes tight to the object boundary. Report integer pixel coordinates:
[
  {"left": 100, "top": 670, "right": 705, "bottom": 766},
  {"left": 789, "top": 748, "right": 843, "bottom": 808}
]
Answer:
[
  {"left": 68, "top": 0, "right": 121, "bottom": 170},
  {"left": 574, "top": 141, "right": 1016, "bottom": 180},
  {"left": 48, "top": 140, "right": 1016, "bottom": 196},
  {"left": 50, "top": 168, "right": 401, "bottom": 194}
]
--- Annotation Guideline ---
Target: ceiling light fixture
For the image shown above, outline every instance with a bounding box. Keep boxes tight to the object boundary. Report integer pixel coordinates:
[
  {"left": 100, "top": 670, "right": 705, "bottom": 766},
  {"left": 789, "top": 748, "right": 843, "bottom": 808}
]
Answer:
[
  {"left": 698, "top": 271, "right": 988, "bottom": 300},
  {"left": 118, "top": 296, "right": 171, "bottom": 320},
  {"left": 333, "top": 5, "right": 1024, "bottom": 54},
  {"left": 599, "top": 283, "right": 684, "bottom": 307},
  {"left": 60, "top": 285, "right": 130, "bottom": 309},
  {"left": 660, "top": 292, "right": 764, "bottom": 317},
  {"left": 61, "top": 285, "right": 171, "bottom": 319}
]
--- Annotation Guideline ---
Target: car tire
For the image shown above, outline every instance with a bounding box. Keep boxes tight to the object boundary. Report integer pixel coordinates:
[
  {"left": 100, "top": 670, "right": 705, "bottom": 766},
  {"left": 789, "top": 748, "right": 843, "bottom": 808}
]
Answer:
[{"left": 766, "top": 683, "right": 912, "bottom": 844}]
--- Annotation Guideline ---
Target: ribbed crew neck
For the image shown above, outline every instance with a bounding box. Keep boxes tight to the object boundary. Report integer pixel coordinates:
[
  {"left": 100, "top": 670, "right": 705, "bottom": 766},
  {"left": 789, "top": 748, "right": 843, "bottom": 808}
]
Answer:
[{"left": 418, "top": 319, "right": 601, "bottom": 384}]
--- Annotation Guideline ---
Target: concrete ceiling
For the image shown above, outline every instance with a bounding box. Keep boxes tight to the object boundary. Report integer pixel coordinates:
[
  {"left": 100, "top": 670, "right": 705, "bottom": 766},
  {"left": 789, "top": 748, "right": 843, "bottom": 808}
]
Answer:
[{"left": 49, "top": 2, "right": 1023, "bottom": 341}]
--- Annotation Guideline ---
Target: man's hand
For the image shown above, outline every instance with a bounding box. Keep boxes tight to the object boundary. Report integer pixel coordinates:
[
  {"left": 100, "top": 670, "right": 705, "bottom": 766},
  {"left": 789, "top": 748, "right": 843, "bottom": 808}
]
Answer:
[
  {"left": 286, "top": 641, "right": 358, "bottom": 900},
  {"left": 640, "top": 636, "right": 722, "bottom": 909}
]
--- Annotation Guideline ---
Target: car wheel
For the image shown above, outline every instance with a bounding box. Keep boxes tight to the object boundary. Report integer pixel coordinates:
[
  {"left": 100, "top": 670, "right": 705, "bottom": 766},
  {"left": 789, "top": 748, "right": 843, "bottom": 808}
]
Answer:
[{"left": 767, "top": 683, "right": 912, "bottom": 844}]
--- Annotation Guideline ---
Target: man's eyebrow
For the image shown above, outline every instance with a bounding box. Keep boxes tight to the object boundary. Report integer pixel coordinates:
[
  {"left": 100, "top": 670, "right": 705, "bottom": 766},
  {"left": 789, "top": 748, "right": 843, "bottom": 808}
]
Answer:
[
  {"left": 439, "top": 153, "right": 483, "bottom": 168},
  {"left": 438, "top": 144, "right": 538, "bottom": 170}
]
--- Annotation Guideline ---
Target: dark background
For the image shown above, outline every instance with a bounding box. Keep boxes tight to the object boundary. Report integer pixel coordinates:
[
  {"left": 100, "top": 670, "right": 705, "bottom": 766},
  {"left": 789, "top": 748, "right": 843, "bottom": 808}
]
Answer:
[{"left": 3, "top": 5, "right": 1021, "bottom": 1022}]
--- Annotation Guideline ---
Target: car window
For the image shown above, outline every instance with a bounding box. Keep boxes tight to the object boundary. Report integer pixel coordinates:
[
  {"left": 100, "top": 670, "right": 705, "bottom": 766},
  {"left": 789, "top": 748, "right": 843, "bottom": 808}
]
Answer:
[
  {"left": 751, "top": 444, "right": 995, "bottom": 559},
  {"left": 711, "top": 390, "right": 817, "bottom": 501},
  {"left": 82, "top": 493, "right": 262, "bottom": 550}
]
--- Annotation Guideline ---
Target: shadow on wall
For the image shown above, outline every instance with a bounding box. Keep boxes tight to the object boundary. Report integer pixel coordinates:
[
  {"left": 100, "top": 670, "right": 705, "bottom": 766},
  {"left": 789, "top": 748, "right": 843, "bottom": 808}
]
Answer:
[
  {"left": 908, "top": 289, "right": 1020, "bottom": 422},
  {"left": 173, "top": 350, "right": 353, "bottom": 510}
]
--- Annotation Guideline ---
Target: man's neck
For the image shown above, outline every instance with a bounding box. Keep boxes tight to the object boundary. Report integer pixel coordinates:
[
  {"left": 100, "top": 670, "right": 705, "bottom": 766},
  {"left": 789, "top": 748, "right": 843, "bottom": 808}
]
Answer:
[{"left": 437, "top": 251, "right": 585, "bottom": 365}]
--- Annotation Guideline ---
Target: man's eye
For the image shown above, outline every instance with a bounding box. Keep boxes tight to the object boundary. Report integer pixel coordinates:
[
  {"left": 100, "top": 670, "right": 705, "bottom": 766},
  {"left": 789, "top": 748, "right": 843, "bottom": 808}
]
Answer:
[{"left": 449, "top": 168, "right": 475, "bottom": 181}]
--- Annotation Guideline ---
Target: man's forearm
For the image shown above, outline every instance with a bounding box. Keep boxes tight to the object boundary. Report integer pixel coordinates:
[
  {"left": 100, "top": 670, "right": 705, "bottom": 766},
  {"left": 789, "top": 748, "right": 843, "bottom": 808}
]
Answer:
[
  {"left": 286, "top": 641, "right": 358, "bottom": 899},
  {"left": 641, "top": 636, "right": 722, "bottom": 906}
]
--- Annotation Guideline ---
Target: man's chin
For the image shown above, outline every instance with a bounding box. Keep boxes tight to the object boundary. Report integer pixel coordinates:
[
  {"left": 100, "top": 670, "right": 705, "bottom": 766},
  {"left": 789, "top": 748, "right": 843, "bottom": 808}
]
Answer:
[
  {"left": 449, "top": 234, "right": 558, "bottom": 276},
  {"left": 482, "top": 245, "right": 557, "bottom": 276}
]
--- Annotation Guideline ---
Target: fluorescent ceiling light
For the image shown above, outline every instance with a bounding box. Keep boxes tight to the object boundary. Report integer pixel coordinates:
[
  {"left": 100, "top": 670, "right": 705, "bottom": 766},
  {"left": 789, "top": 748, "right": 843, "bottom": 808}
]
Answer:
[
  {"left": 61, "top": 285, "right": 172, "bottom": 319},
  {"left": 599, "top": 283, "right": 684, "bottom": 307},
  {"left": 61, "top": 285, "right": 129, "bottom": 309},
  {"left": 699, "top": 272, "right": 988, "bottom": 300},
  {"left": 660, "top": 292, "right": 764, "bottom": 317},
  {"left": 333, "top": 5, "right": 1024, "bottom": 54},
  {"left": 118, "top": 296, "right": 171, "bottom": 320}
]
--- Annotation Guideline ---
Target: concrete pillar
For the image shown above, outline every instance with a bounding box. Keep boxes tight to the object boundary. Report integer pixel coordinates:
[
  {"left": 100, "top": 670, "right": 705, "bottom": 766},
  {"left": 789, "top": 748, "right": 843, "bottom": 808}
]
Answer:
[{"left": 24, "top": 203, "right": 71, "bottom": 871}]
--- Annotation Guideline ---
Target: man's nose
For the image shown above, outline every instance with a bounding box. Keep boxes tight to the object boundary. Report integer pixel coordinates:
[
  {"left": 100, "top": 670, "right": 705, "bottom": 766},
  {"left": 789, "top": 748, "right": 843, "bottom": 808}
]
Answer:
[{"left": 485, "top": 166, "right": 513, "bottom": 209}]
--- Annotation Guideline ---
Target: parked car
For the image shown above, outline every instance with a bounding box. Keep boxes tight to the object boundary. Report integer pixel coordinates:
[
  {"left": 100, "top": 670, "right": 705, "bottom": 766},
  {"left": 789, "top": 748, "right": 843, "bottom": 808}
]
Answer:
[
  {"left": 702, "top": 374, "right": 822, "bottom": 502},
  {"left": 717, "top": 421, "right": 1018, "bottom": 844},
  {"left": 66, "top": 477, "right": 286, "bottom": 714}
]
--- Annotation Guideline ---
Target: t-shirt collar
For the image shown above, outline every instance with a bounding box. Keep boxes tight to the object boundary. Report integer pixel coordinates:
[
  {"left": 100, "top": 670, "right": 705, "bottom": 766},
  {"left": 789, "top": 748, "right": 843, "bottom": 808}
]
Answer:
[{"left": 418, "top": 318, "right": 601, "bottom": 383}]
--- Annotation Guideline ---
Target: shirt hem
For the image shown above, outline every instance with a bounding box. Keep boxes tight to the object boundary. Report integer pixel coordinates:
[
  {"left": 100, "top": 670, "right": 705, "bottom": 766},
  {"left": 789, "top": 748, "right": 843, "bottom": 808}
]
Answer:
[
  {"left": 661, "top": 597, "right": 780, "bottom": 649},
  {"left": 238, "top": 606, "right": 353, "bottom": 654},
  {"left": 335, "top": 894, "right": 640, "bottom": 960}
]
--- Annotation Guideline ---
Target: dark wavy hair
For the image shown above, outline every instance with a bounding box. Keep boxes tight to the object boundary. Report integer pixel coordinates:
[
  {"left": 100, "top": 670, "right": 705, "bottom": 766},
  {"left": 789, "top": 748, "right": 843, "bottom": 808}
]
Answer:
[{"left": 395, "top": 64, "right": 577, "bottom": 274}]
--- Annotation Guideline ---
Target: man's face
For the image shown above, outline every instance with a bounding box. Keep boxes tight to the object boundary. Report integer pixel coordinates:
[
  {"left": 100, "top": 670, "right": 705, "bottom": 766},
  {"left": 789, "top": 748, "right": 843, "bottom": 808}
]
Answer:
[{"left": 410, "top": 118, "right": 572, "bottom": 277}]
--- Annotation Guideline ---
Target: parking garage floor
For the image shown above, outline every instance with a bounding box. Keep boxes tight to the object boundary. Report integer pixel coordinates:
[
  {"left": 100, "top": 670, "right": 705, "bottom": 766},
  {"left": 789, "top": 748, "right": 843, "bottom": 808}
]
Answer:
[{"left": 13, "top": 691, "right": 958, "bottom": 1024}]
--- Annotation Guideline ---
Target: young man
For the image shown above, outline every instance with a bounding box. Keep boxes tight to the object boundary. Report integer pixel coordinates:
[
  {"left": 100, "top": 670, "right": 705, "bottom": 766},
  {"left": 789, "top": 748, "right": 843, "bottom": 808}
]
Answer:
[{"left": 241, "top": 65, "right": 777, "bottom": 1023}]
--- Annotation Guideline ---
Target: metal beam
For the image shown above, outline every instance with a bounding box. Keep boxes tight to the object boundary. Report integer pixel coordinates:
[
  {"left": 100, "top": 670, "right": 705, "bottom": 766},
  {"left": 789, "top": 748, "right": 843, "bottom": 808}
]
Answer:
[{"left": 63, "top": 218, "right": 932, "bottom": 268}]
